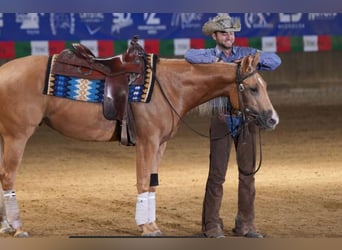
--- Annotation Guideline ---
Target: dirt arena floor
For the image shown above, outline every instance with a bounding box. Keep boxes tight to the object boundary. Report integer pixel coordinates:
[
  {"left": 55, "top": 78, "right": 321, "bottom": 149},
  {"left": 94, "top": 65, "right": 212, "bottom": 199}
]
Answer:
[{"left": 5, "top": 84, "right": 342, "bottom": 238}]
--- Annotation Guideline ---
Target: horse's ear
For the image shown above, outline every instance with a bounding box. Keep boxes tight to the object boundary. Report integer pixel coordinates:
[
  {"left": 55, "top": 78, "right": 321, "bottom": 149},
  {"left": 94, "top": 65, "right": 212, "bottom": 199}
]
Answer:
[
  {"left": 240, "top": 54, "right": 253, "bottom": 73},
  {"left": 234, "top": 58, "right": 242, "bottom": 64},
  {"left": 252, "top": 51, "right": 260, "bottom": 69}
]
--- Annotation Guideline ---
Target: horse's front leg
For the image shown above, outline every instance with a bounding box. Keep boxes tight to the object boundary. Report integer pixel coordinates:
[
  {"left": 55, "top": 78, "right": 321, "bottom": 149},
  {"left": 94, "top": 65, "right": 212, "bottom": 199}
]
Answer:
[{"left": 135, "top": 141, "right": 167, "bottom": 236}]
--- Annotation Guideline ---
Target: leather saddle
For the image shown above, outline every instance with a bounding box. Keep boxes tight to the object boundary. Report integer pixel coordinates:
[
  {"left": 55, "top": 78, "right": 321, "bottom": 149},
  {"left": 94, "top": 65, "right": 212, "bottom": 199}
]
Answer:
[{"left": 50, "top": 37, "right": 146, "bottom": 145}]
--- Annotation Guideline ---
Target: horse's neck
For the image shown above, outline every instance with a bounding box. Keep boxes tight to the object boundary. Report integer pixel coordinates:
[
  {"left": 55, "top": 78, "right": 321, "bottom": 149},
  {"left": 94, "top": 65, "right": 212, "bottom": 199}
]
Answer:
[{"left": 157, "top": 60, "right": 237, "bottom": 115}]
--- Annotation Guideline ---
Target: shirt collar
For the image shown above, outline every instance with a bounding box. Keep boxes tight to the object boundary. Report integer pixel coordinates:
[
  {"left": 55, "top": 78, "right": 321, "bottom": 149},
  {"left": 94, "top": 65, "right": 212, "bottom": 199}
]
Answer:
[{"left": 215, "top": 46, "right": 237, "bottom": 59}]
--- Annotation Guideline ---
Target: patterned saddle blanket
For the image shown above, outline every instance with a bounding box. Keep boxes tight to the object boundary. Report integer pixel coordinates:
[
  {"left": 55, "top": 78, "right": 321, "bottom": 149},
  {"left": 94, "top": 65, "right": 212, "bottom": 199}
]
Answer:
[{"left": 44, "top": 52, "right": 157, "bottom": 104}]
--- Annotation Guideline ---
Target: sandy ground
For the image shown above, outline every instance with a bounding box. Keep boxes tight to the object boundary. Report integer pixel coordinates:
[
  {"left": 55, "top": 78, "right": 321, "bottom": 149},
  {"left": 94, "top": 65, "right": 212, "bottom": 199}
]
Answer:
[{"left": 4, "top": 85, "right": 342, "bottom": 238}]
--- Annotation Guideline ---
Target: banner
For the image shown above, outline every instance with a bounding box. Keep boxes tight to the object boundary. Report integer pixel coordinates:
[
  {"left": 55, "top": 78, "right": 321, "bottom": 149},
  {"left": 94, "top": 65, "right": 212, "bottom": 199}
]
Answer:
[{"left": 0, "top": 13, "right": 341, "bottom": 58}]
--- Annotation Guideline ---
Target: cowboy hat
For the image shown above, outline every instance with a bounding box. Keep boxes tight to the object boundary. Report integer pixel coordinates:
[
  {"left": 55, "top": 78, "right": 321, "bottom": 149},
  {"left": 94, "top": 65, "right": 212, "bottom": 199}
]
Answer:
[{"left": 202, "top": 13, "right": 241, "bottom": 36}]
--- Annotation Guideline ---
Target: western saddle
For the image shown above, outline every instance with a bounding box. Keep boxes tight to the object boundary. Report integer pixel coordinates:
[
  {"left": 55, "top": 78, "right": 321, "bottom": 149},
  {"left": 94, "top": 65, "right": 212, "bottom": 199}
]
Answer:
[{"left": 50, "top": 36, "right": 147, "bottom": 145}]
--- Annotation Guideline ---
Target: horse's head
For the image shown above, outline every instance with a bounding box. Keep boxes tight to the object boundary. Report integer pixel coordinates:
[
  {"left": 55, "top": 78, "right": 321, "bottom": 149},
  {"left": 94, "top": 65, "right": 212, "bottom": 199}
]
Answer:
[{"left": 230, "top": 52, "right": 279, "bottom": 130}]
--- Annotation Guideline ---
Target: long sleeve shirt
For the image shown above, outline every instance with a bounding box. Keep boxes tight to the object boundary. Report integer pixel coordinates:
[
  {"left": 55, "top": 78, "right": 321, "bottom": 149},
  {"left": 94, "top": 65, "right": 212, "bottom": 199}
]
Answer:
[{"left": 184, "top": 46, "right": 281, "bottom": 71}]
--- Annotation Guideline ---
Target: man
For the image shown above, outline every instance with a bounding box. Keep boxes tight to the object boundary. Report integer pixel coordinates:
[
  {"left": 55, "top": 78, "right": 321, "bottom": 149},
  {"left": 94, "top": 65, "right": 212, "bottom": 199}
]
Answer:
[{"left": 184, "top": 13, "right": 281, "bottom": 238}]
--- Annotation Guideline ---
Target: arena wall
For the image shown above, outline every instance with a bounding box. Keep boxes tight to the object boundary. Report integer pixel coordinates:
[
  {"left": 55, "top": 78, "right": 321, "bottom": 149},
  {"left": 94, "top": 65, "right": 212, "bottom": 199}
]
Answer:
[
  {"left": 1, "top": 51, "right": 341, "bottom": 88},
  {"left": 261, "top": 50, "right": 342, "bottom": 88}
]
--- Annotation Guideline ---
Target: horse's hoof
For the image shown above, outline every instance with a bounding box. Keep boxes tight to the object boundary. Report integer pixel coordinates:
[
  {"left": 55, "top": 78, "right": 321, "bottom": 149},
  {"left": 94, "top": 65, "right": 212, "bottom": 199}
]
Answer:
[
  {"left": 139, "top": 222, "right": 162, "bottom": 237},
  {"left": 0, "top": 227, "right": 15, "bottom": 235},
  {"left": 0, "top": 222, "right": 15, "bottom": 235},
  {"left": 141, "top": 230, "right": 162, "bottom": 237},
  {"left": 14, "top": 230, "right": 29, "bottom": 238}
]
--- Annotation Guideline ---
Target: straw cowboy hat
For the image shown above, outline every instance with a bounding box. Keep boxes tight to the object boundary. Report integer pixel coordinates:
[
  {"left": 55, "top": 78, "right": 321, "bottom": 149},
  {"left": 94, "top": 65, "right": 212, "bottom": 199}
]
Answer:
[{"left": 202, "top": 13, "right": 241, "bottom": 36}]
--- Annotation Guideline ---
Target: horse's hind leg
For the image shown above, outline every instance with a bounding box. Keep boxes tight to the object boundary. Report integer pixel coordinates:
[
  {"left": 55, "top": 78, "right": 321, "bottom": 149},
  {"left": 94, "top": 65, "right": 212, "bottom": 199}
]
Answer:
[
  {"left": 0, "top": 135, "right": 29, "bottom": 237},
  {"left": 0, "top": 137, "right": 12, "bottom": 234}
]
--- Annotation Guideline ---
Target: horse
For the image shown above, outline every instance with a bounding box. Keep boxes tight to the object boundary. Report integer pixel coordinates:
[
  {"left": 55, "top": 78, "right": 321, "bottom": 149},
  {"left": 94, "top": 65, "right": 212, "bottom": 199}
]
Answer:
[{"left": 0, "top": 42, "right": 279, "bottom": 237}]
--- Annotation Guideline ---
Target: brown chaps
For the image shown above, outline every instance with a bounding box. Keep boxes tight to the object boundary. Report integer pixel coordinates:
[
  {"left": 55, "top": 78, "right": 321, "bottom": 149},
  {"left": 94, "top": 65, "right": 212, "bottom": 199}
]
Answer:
[{"left": 202, "top": 113, "right": 257, "bottom": 235}]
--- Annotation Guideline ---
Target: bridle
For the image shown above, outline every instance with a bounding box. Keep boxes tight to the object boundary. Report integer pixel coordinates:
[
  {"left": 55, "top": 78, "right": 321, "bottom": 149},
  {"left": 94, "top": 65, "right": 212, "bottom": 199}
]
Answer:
[
  {"left": 235, "top": 62, "right": 257, "bottom": 123},
  {"left": 234, "top": 62, "right": 263, "bottom": 176}
]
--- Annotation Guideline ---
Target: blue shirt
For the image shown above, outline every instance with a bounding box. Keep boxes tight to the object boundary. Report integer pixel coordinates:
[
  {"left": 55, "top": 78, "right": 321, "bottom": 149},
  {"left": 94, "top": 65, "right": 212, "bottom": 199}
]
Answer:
[{"left": 184, "top": 46, "right": 281, "bottom": 71}]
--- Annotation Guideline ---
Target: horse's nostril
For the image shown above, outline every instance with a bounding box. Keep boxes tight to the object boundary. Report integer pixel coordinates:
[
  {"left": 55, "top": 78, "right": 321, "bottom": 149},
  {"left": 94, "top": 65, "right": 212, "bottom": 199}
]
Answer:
[
  {"left": 267, "top": 118, "right": 279, "bottom": 128},
  {"left": 268, "top": 119, "right": 276, "bottom": 125}
]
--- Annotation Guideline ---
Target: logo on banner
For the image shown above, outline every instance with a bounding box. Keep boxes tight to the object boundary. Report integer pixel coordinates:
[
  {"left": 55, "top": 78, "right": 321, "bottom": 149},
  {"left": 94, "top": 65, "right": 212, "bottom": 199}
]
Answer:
[
  {"left": 137, "top": 13, "right": 167, "bottom": 35},
  {"left": 50, "top": 13, "right": 75, "bottom": 36},
  {"left": 308, "top": 13, "right": 337, "bottom": 21},
  {"left": 303, "top": 35, "right": 318, "bottom": 51},
  {"left": 111, "top": 13, "right": 133, "bottom": 34},
  {"left": 278, "top": 13, "right": 305, "bottom": 29},
  {"left": 262, "top": 37, "right": 277, "bottom": 52},
  {"left": 171, "top": 13, "right": 203, "bottom": 29},
  {"left": 0, "top": 13, "right": 3, "bottom": 35},
  {"left": 79, "top": 13, "right": 105, "bottom": 35},
  {"left": 244, "top": 13, "right": 274, "bottom": 29},
  {"left": 0, "top": 13, "right": 3, "bottom": 28},
  {"left": 174, "top": 39, "right": 190, "bottom": 56},
  {"left": 15, "top": 13, "right": 41, "bottom": 35}
]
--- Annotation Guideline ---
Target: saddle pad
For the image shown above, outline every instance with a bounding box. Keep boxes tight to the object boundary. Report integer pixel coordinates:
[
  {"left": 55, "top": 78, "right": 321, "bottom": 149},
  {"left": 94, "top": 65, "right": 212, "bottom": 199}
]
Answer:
[
  {"left": 43, "top": 53, "right": 158, "bottom": 103},
  {"left": 128, "top": 53, "right": 158, "bottom": 103}
]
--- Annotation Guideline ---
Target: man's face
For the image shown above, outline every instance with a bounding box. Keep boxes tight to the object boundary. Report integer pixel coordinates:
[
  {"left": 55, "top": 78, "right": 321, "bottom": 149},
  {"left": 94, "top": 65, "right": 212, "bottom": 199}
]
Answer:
[{"left": 212, "top": 31, "right": 235, "bottom": 50}]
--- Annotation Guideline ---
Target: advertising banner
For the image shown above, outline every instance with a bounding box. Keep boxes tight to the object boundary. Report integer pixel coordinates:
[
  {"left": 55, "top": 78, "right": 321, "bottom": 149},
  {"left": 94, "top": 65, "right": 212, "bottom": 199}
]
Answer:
[{"left": 0, "top": 13, "right": 341, "bottom": 58}]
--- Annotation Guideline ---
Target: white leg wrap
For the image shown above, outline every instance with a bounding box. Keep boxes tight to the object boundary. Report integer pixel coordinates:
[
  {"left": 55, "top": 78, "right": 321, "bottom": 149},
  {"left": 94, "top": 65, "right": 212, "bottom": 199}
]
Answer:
[
  {"left": 135, "top": 192, "right": 149, "bottom": 226},
  {"left": 0, "top": 188, "right": 13, "bottom": 233},
  {"left": 0, "top": 188, "right": 6, "bottom": 220},
  {"left": 3, "top": 190, "right": 22, "bottom": 229},
  {"left": 148, "top": 192, "right": 156, "bottom": 223}
]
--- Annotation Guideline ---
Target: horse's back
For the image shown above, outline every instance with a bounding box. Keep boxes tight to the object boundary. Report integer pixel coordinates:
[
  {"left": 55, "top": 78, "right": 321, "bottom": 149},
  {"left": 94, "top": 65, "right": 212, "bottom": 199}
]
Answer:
[
  {"left": 0, "top": 55, "right": 116, "bottom": 141},
  {"left": 0, "top": 55, "right": 49, "bottom": 92}
]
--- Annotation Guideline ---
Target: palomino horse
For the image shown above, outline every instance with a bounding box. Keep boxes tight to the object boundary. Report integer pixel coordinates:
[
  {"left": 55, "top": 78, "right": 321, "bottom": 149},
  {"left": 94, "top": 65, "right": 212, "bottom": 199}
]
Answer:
[{"left": 0, "top": 44, "right": 279, "bottom": 237}]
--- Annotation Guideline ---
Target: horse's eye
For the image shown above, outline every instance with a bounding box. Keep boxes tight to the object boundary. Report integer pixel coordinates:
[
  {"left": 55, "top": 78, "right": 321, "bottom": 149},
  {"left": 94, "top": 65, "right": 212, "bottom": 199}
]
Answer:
[{"left": 250, "top": 87, "right": 258, "bottom": 94}]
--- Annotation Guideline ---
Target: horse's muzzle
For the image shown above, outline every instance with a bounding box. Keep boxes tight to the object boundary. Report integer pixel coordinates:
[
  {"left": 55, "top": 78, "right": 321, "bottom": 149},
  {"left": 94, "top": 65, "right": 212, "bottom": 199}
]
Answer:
[{"left": 249, "top": 109, "right": 279, "bottom": 130}]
